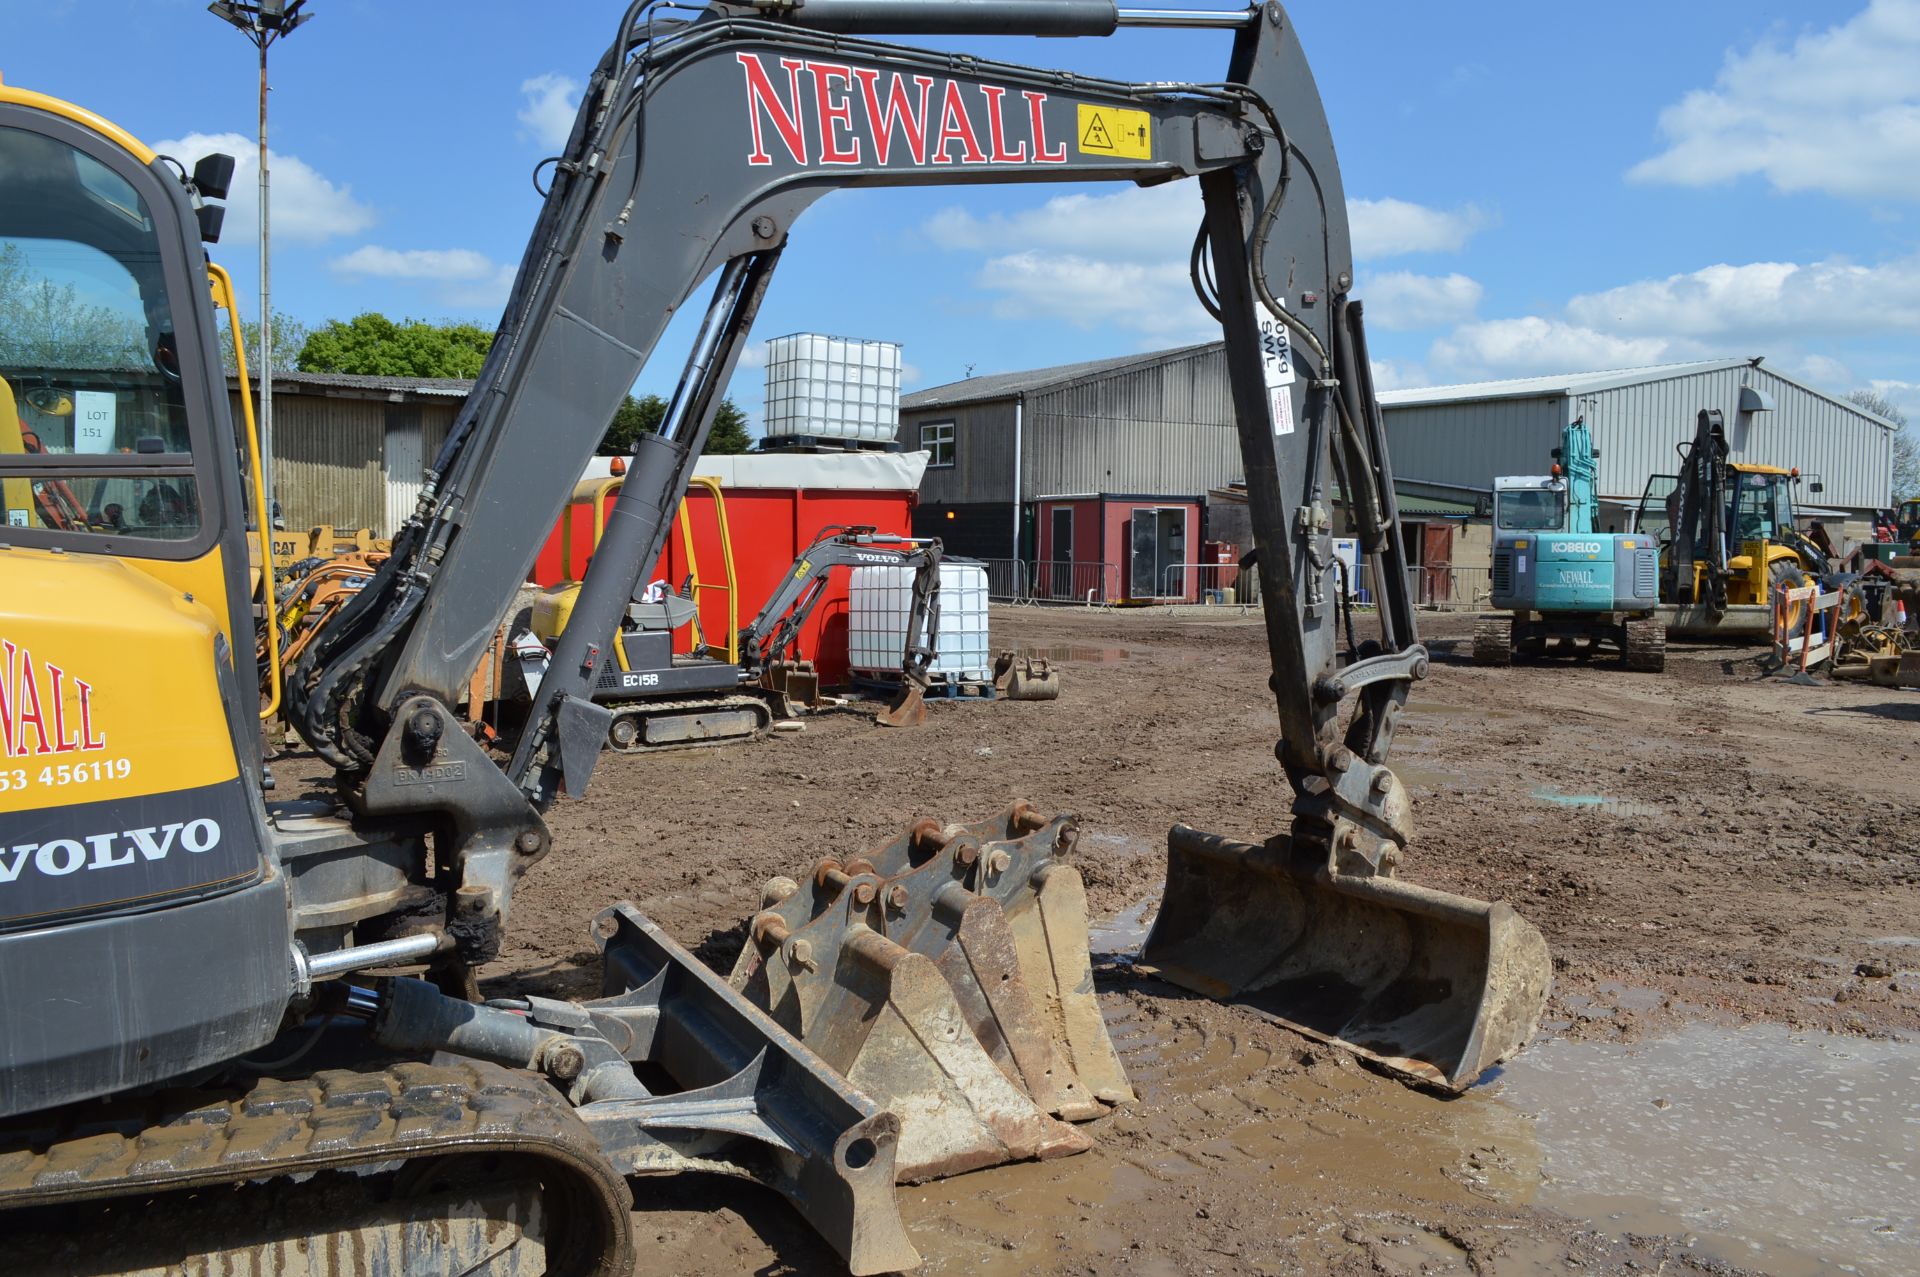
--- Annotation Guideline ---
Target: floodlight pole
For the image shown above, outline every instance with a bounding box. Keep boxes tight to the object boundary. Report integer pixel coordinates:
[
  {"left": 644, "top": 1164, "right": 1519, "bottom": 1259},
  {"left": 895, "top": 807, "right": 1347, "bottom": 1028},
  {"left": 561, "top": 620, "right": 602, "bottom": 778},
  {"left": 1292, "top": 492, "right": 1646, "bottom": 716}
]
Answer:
[
  {"left": 255, "top": 32, "right": 273, "bottom": 530},
  {"left": 209, "top": 0, "right": 311, "bottom": 535}
]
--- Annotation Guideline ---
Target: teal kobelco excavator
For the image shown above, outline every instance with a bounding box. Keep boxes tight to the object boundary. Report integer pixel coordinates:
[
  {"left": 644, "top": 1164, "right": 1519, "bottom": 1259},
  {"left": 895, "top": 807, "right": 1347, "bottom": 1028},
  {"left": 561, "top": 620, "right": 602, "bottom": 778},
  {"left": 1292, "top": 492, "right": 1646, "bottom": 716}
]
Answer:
[
  {"left": 1474, "top": 416, "right": 1666, "bottom": 671},
  {"left": 0, "top": 3, "right": 1551, "bottom": 1272}
]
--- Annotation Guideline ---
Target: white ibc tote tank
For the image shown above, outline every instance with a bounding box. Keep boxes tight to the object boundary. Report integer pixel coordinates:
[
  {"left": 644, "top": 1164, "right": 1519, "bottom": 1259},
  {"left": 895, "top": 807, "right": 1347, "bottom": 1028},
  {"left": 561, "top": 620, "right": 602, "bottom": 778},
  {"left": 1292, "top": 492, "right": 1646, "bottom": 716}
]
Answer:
[
  {"left": 762, "top": 333, "right": 903, "bottom": 443},
  {"left": 849, "top": 562, "right": 990, "bottom": 681}
]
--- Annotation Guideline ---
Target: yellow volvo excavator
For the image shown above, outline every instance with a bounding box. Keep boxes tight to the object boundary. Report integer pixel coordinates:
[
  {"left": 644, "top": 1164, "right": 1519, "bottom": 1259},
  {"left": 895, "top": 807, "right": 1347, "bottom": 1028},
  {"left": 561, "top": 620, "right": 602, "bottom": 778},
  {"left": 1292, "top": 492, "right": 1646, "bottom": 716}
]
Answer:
[{"left": 0, "top": 5, "right": 1551, "bottom": 1273}]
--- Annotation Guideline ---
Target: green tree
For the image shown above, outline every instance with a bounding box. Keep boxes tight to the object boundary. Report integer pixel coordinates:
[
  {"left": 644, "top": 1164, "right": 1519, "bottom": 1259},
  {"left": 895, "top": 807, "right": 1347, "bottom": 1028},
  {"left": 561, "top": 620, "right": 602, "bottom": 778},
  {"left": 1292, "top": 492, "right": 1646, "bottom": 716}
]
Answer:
[
  {"left": 601, "top": 393, "right": 665, "bottom": 454},
  {"left": 220, "top": 309, "right": 309, "bottom": 375},
  {"left": 1846, "top": 389, "right": 1918, "bottom": 500},
  {"left": 296, "top": 313, "right": 494, "bottom": 379},
  {"left": 598, "top": 393, "right": 752, "bottom": 455},
  {"left": 706, "top": 399, "right": 752, "bottom": 455},
  {"left": 0, "top": 242, "right": 146, "bottom": 369}
]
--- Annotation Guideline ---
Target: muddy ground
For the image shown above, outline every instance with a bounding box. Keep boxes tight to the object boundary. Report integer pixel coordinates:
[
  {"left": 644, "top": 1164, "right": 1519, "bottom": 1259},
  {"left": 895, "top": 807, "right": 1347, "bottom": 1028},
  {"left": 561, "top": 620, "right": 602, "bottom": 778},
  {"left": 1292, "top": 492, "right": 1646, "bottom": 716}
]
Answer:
[{"left": 441, "top": 605, "right": 1914, "bottom": 1274}]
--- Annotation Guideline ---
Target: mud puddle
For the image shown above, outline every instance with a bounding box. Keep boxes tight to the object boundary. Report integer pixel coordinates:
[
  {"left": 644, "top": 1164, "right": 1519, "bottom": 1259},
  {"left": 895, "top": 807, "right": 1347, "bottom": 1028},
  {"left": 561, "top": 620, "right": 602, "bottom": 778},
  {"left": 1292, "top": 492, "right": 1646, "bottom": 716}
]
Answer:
[
  {"left": 1489, "top": 1022, "right": 1920, "bottom": 1276},
  {"left": 896, "top": 990, "right": 1545, "bottom": 1275},
  {"left": 1079, "top": 830, "right": 1159, "bottom": 858},
  {"left": 1089, "top": 895, "right": 1158, "bottom": 958},
  {"left": 1528, "top": 785, "right": 1663, "bottom": 819},
  {"left": 1397, "top": 761, "right": 1468, "bottom": 792}
]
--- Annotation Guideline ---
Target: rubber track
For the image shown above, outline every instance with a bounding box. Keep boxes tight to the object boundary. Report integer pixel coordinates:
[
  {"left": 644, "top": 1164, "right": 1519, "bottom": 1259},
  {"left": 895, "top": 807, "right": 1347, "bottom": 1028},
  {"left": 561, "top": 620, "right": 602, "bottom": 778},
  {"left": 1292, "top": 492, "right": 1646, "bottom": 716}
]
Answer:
[
  {"left": 1623, "top": 617, "right": 1666, "bottom": 672},
  {"left": 1471, "top": 617, "right": 1513, "bottom": 666},
  {"left": 0, "top": 1061, "right": 634, "bottom": 1276},
  {"left": 607, "top": 692, "right": 775, "bottom": 754}
]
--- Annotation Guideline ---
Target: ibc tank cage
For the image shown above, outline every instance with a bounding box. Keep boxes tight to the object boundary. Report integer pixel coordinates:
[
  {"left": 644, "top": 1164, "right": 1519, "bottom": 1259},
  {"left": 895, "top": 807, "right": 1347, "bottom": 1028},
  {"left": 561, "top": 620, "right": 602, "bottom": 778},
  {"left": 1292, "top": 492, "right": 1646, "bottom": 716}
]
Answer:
[{"left": 763, "top": 333, "right": 903, "bottom": 445}]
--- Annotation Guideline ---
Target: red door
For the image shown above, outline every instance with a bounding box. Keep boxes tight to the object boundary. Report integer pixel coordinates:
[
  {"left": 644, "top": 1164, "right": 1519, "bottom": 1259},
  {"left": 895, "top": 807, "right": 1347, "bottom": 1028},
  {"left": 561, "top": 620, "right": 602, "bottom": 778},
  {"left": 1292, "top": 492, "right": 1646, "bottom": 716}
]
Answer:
[{"left": 1422, "top": 523, "right": 1453, "bottom": 604}]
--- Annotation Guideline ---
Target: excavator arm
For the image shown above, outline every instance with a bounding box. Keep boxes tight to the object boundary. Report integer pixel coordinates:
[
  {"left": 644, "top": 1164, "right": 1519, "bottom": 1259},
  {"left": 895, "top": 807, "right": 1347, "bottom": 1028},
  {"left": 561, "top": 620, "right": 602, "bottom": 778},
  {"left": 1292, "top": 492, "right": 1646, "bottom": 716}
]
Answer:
[
  {"left": 287, "top": 0, "right": 1422, "bottom": 956},
  {"left": 740, "top": 528, "right": 941, "bottom": 721}
]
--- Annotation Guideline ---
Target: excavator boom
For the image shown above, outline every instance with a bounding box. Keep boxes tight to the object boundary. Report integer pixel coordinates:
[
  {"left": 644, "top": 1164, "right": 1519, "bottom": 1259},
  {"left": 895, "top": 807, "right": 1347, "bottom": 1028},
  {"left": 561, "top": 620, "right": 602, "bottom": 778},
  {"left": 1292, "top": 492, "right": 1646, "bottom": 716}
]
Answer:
[{"left": 1, "top": 4, "right": 1552, "bottom": 1272}]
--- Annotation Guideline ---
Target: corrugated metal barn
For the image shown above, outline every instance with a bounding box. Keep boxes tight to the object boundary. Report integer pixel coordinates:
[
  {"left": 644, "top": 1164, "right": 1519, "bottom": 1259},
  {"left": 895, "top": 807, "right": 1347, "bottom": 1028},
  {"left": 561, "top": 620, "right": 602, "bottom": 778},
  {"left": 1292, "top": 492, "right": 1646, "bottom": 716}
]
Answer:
[
  {"left": 230, "top": 371, "right": 471, "bottom": 535},
  {"left": 894, "top": 337, "right": 1228, "bottom": 564},
  {"left": 901, "top": 347, "right": 1898, "bottom": 599},
  {"left": 1378, "top": 358, "right": 1896, "bottom": 533}
]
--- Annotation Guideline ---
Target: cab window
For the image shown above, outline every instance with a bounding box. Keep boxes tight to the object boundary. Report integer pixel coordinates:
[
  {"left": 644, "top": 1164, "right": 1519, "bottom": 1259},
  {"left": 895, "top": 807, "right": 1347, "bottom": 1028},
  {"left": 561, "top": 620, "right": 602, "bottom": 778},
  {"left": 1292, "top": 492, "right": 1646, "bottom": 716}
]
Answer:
[
  {"left": 1495, "top": 488, "right": 1564, "bottom": 532},
  {"left": 1731, "top": 474, "right": 1790, "bottom": 544},
  {"left": 0, "top": 124, "right": 201, "bottom": 543}
]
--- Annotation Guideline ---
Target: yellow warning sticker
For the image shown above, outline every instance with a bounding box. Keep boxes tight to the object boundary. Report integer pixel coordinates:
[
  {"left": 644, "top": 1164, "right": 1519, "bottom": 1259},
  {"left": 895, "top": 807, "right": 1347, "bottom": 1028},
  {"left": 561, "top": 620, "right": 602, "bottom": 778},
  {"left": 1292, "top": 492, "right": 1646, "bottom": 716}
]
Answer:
[{"left": 1076, "top": 104, "right": 1152, "bottom": 160}]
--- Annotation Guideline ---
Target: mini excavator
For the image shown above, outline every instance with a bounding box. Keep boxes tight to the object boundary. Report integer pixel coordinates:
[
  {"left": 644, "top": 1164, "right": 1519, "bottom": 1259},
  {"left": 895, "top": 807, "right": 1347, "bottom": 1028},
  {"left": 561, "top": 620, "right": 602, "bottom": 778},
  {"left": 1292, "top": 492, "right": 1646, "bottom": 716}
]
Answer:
[{"left": 0, "top": 4, "right": 1550, "bottom": 1272}]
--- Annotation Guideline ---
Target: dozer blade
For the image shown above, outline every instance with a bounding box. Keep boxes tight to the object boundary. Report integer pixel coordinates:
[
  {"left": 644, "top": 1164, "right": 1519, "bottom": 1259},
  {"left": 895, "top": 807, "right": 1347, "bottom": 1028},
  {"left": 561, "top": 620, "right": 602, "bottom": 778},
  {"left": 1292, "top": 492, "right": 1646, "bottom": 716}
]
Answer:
[
  {"left": 731, "top": 871, "right": 1089, "bottom": 1181},
  {"left": 875, "top": 678, "right": 928, "bottom": 727},
  {"left": 1139, "top": 825, "right": 1551, "bottom": 1093},
  {"left": 993, "top": 650, "right": 1061, "bottom": 701}
]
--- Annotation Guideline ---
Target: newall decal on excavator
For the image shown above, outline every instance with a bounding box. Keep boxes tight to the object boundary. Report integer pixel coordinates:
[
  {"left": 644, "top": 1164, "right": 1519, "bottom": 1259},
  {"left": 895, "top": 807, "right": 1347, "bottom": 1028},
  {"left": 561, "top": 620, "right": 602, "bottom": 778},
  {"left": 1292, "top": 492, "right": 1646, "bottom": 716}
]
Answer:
[{"left": 0, "top": 3, "right": 1550, "bottom": 1272}]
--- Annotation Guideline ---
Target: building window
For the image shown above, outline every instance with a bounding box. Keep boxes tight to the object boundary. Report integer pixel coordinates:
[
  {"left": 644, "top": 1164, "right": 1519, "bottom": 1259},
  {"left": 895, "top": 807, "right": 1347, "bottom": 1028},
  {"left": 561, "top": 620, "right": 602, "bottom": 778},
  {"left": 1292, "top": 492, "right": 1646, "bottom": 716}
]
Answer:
[{"left": 921, "top": 421, "right": 955, "bottom": 468}]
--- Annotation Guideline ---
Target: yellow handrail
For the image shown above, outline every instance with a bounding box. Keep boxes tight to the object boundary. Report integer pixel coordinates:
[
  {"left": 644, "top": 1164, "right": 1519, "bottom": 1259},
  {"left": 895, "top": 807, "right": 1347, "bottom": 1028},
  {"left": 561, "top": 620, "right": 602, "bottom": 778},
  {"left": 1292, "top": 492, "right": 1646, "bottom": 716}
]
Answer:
[
  {"left": 682, "top": 475, "right": 739, "bottom": 663},
  {"left": 208, "top": 264, "right": 280, "bottom": 720}
]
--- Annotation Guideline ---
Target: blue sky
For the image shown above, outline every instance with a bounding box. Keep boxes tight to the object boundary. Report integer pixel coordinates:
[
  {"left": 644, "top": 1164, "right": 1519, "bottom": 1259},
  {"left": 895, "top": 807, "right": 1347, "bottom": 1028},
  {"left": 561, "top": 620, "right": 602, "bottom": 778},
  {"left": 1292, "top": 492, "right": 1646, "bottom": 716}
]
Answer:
[{"left": 9, "top": 1, "right": 1919, "bottom": 428}]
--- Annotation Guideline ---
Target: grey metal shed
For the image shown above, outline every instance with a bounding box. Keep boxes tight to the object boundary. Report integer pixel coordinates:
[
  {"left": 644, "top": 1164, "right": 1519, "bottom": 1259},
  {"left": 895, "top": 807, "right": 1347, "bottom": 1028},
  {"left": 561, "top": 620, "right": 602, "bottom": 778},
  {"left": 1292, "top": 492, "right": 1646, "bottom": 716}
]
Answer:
[
  {"left": 897, "top": 342, "right": 1238, "bottom": 558},
  {"left": 228, "top": 371, "right": 471, "bottom": 536},
  {"left": 1377, "top": 358, "right": 1896, "bottom": 528}
]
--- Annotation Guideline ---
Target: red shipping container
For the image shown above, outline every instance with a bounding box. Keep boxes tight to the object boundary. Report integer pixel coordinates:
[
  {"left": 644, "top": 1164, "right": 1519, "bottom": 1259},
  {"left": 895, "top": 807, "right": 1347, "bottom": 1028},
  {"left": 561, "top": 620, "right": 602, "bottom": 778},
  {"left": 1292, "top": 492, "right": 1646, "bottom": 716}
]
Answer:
[{"left": 531, "top": 452, "right": 927, "bottom": 687}]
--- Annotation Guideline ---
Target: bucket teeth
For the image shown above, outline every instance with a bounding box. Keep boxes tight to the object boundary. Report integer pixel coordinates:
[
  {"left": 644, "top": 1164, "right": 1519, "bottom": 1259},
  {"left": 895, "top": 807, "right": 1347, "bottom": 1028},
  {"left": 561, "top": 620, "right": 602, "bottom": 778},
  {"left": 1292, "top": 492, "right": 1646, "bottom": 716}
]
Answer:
[
  {"left": 735, "top": 877, "right": 1088, "bottom": 1181},
  {"left": 728, "top": 804, "right": 1129, "bottom": 1179}
]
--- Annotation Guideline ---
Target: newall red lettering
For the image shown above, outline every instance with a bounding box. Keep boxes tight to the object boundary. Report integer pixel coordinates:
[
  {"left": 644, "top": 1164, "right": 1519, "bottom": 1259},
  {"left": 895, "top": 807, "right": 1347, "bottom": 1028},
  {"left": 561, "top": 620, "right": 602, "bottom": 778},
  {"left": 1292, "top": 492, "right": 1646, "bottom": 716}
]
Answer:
[
  {"left": 0, "top": 641, "right": 105, "bottom": 758},
  {"left": 739, "top": 53, "right": 1066, "bottom": 168}
]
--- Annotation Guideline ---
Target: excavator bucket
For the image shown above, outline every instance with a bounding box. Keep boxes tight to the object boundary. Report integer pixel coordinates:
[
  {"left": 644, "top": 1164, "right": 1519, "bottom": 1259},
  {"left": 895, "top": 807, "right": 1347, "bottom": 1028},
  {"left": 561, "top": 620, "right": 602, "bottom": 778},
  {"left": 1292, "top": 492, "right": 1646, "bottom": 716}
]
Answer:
[
  {"left": 728, "top": 805, "right": 1128, "bottom": 1179},
  {"left": 1139, "top": 825, "right": 1552, "bottom": 1092},
  {"left": 993, "top": 650, "right": 1061, "bottom": 701},
  {"left": 874, "top": 678, "right": 928, "bottom": 728},
  {"left": 763, "top": 657, "right": 823, "bottom": 710}
]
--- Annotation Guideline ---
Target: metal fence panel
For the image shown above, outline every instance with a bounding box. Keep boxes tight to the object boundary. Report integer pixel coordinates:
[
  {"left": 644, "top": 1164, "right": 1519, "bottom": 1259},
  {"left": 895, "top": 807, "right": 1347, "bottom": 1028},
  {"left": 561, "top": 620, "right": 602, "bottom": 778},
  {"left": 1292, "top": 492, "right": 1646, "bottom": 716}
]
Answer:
[{"left": 1029, "top": 560, "right": 1122, "bottom": 605}]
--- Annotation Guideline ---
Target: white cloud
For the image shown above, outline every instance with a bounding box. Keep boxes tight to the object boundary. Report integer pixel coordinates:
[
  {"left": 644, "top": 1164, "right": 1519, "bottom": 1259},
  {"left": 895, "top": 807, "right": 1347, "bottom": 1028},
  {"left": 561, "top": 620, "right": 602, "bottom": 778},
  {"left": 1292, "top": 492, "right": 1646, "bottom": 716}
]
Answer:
[
  {"left": 1428, "top": 318, "right": 1682, "bottom": 381},
  {"left": 329, "top": 244, "right": 515, "bottom": 310},
  {"left": 925, "top": 187, "right": 1208, "bottom": 339},
  {"left": 1784, "top": 353, "right": 1857, "bottom": 389},
  {"left": 1346, "top": 198, "right": 1488, "bottom": 258},
  {"left": 518, "top": 74, "right": 582, "bottom": 152},
  {"left": 924, "top": 183, "right": 1194, "bottom": 261},
  {"left": 331, "top": 246, "right": 499, "bottom": 281},
  {"left": 1357, "top": 271, "right": 1482, "bottom": 330},
  {"left": 1629, "top": 0, "right": 1920, "bottom": 201},
  {"left": 1369, "top": 358, "right": 1432, "bottom": 392},
  {"left": 923, "top": 185, "right": 1481, "bottom": 342},
  {"left": 972, "top": 251, "right": 1212, "bottom": 342},
  {"left": 153, "top": 131, "right": 374, "bottom": 244},
  {"left": 1566, "top": 253, "right": 1920, "bottom": 341},
  {"left": 1867, "top": 378, "right": 1920, "bottom": 422}
]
